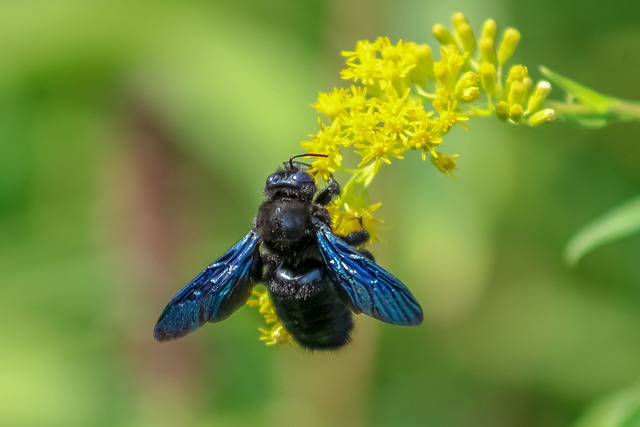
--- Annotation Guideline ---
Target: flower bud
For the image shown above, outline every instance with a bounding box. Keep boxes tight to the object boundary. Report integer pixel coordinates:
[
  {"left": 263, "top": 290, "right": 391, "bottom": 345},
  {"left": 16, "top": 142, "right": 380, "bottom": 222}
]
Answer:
[
  {"left": 481, "top": 19, "right": 497, "bottom": 41},
  {"left": 509, "top": 103, "right": 524, "bottom": 122},
  {"left": 508, "top": 81, "right": 525, "bottom": 106},
  {"left": 433, "top": 88, "right": 451, "bottom": 111},
  {"left": 453, "top": 14, "right": 476, "bottom": 54},
  {"left": 452, "top": 12, "right": 467, "bottom": 27},
  {"left": 523, "top": 77, "right": 533, "bottom": 98},
  {"left": 479, "top": 37, "right": 497, "bottom": 66},
  {"left": 413, "top": 44, "right": 435, "bottom": 82},
  {"left": 479, "top": 62, "right": 496, "bottom": 96},
  {"left": 458, "top": 71, "right": 479, "bottom": 87},
  {"left": 497, "top": 28, "right": 521, "bottom": 64},
  {"left": 506, "top": 65, "right": 527, "bottom": 95},
  {"left": 461, "top": 87, "right": 480, "bottom": 102},
  {"left": 455, "top": 71, "right": 479, "bottom": 101},
  {"left": 528, "top": 108, "right": 556, "bottom": 126},
  {"left": 432, "top": 24, "right": 457, "bottom": 46},
  {"left": 526, "top": 81, "right": 551, "bottom": 113},
  {"left": 495, "top": 101, "right": 510, "bottom": 121},
  {"left": 508, "top": 65, "right": 528, "bottom": 82},
  {"left": 433, "top": 62, "right": 450, "bottom": 89}
]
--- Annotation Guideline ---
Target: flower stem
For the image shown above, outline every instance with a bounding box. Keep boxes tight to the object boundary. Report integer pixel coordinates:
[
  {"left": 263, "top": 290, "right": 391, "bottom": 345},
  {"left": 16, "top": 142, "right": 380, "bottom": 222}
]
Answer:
[{"left": 548, "top": 98, "right": 640, "bottom": 127}]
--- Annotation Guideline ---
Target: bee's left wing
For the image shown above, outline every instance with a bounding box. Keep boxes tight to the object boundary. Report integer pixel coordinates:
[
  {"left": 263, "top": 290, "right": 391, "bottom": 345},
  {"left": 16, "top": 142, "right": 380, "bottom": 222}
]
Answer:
[
  {"left": 153, "top": 230, "right": 261, "bottom": 342},
  {"left": 316, "top": 225, "right": 423, "bottom": 326}
]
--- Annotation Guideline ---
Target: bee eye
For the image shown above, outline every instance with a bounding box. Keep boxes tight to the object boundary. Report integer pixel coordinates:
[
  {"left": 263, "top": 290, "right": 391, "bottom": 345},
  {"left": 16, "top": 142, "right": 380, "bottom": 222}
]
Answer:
[
  {"left": 293, "top": 171, "right": 314, "bottom": 184},
  {"left": 267, "top": 174, "right": 280, "bottom": 184}
]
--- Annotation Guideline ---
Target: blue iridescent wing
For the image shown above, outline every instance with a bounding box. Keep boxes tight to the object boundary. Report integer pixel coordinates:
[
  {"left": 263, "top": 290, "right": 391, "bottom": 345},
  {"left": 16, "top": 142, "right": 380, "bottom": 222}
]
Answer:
[
  {"left": 154, "top": 230, "right": 260, "bottom": 342},
  {"left": 316, "top": 225, "right": 423, "bottom": 326}
]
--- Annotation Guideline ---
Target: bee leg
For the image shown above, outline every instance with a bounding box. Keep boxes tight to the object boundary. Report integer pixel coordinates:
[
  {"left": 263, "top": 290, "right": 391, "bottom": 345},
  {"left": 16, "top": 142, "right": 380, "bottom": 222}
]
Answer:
[
  {"left": 341, "top": 228, "right": 369, "bottom": 246},
  {"left": 340, "top": 217, "right": 369, "bottom": 245},
  {"left": 340, "top": 219, "right": 374, "bottom": 260},
  {"left": 314, "top": 177, "right": 340, "bottom": 206},
  {"left": 342, "top": 231, "right": 374, "bottom": 260}
]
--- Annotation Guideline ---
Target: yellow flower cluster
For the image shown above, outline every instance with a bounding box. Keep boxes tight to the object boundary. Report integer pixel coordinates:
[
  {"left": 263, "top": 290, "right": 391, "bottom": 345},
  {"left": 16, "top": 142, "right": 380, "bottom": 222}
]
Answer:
[
  {"left": 300, "top": 13, "right": 554, "bottom": 240},
  {"left": 250, "top": 13, "right": 555, "bottom": 347},
  {"left": 245, "top": 288, "right": 294, "bottom": 347}
]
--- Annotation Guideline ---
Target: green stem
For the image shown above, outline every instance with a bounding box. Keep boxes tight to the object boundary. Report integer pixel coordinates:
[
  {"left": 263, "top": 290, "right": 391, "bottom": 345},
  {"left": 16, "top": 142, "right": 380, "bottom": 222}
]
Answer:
[
  {"left": 544, "top": 98, "right": 640, "bottom": 128},
  {"left": 334, "top": 163, "right": 377, "bottom": 210},
  {"left": 549, "top": 99, "right": 640, "bottom": 121},
  {"left": 540, "top": 66, "right": 640, "bottom": 125}
]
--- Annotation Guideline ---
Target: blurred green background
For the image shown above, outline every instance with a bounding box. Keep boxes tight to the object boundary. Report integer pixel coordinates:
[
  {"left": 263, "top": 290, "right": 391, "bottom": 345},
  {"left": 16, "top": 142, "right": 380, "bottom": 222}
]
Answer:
[{"left": 2, "top": 0, "right": 640, "bottom": 426}]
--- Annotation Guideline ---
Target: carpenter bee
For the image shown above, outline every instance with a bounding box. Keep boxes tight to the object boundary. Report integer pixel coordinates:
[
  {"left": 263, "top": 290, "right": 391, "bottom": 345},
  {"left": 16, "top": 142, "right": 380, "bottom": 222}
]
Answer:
[{"left": 153, "top": 154, "right": 423, "bottom": 350}]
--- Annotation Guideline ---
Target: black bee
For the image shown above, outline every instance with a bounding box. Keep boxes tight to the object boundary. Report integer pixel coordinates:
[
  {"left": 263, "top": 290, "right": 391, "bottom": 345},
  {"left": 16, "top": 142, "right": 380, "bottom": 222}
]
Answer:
[{"left": 153, "top": 154, "right": 423, "bottom": 350}]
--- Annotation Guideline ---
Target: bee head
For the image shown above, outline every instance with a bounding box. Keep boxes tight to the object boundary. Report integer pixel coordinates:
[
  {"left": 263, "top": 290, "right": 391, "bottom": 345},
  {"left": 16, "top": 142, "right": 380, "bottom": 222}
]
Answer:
[
  {"left": 264, "top": 163, "right": 316, "bottom": 201},
  {"left": 264, "top": 154, "right": 327, "bottom": 201}
]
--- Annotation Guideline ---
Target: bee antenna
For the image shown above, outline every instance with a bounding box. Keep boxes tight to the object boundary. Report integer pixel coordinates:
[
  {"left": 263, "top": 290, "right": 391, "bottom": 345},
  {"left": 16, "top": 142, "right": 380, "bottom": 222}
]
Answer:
[{"left": 288, "top": 153, "right": 328, "bottom": 168}]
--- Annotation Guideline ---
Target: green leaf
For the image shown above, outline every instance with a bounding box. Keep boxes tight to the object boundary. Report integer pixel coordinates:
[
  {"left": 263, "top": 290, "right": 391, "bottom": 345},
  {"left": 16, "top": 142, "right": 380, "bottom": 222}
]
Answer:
[
  {"left": 571, "top": 381, "right": 640, "bottom": 427},
  {"left": 565, "top": 195, "right": 640, "bottom": 266},
  {"left": 540, "top": 66, "right": 616, "bottom": 112},
  {"left": 620, "top": 406, "right": 640, "bottom": 427}
]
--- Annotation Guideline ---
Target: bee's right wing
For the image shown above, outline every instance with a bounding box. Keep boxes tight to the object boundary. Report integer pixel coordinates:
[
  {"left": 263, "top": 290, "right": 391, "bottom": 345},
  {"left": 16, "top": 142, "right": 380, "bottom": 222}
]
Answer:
[
  {"left": 316, "top": 225, "right": 423, "bottom": 326},
  {"left": 153, "top": 230, "right": 261, "bottom": 342}
]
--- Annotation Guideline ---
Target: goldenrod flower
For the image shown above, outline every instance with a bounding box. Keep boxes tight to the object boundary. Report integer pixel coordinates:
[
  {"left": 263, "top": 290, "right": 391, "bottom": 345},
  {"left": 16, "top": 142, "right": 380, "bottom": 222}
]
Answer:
[
  {"left": 435, "top": 100, "right": 470, "bottom": 132},
  {"left": 432, "top": 152, "right": 460, "bottom": 176},
  {"left": 355, "top": 132, "right": 405, "bottom": 173},
  {"left": 249, "top": 12, "right": 562, "bottom": 347},
  {"left": 301, "top": 120, "right": 344, "bottom": 181},
  {"left": 404, "top": 114, "right": 443, "bottom": 160},
  {"left": 318, "top": 11, "right": 556, "bottom": 240},
  {"left": 312, "top": 88, "right": 348, "bottom": 120},
  {"left": 246, "top": 289, "right": 294, "bottom": 347},
  {"left": 340, "top": 39, "right": 382, "bottom": 86}
]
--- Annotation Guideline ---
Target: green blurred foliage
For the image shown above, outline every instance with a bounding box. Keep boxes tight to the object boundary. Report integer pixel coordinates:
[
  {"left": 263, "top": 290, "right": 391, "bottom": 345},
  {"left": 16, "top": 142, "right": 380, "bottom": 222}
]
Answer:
[
  {"left": 1, "top": 1, "right": 640, "bottom": 427},
  {"left": 566, "top": 195, "right": 640, "bottom": 266}
]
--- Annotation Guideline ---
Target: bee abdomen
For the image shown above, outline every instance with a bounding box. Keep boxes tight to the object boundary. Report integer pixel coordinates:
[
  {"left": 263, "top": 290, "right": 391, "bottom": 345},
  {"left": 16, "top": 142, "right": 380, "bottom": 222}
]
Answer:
[{"left": 267, "top": 270, "right": 353, "bottom": 350}]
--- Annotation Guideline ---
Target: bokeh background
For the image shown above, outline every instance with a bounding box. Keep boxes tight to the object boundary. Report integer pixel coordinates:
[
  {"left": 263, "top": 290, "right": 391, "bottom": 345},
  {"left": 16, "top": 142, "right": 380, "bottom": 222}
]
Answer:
[{"left": 2, "top": 0, "right": 640, "bottom": 426}]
